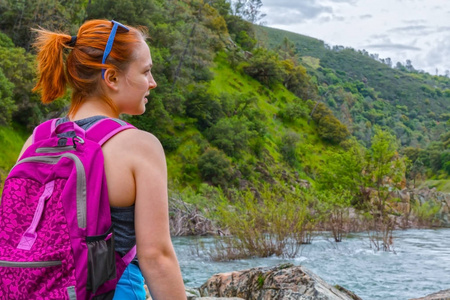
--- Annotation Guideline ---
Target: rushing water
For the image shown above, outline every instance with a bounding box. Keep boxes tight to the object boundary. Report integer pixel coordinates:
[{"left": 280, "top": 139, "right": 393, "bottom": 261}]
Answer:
[{"left": 172, "top": 228, "right": 450, "bottom": 300}]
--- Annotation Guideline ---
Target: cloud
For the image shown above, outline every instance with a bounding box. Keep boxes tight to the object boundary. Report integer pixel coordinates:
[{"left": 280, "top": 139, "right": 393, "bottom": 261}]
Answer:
[
  {"left": 359, "top": 14, "right": 372, "bottom": 19},
  {"left": 422, "top": 35, "right": 450, "bottom": 71},
  {"left": 261, "top": 0, "right": 334, "bottom": 24},
  {"left": 403, "top": 19, "right": 427, "bottom": 24},
  {"left": 364, "top": 43, "right": 421, "bottom": 51},
  {"left": 437, "top": 26, "right": 450, "bottom": 32},
  {"left": 369, "top": 34, "right": 389, "bottom": 39},
  {"left": 388, "top": 25, "right": 429, "bottom": 33}
]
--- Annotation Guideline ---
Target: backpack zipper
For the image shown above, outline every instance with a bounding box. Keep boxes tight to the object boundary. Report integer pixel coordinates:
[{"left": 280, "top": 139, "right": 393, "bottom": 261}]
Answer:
[
  {"left": 13, "top": 153, "right": 87, "bottom": 229},
  {"left": 0, "top": 260, "right": 62, "bottom": 268}
]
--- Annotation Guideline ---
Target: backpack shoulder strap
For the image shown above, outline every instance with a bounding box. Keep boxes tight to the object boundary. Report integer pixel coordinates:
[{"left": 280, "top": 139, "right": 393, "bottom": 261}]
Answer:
[
  {"left": 85, "top": 118, "right": 136, "bottom": 146},
  {"left": 32, "top": 119, "right": 59, "bottom": 144}
]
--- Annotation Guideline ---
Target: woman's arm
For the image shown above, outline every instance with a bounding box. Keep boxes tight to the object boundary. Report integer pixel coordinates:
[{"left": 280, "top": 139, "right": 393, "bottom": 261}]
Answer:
[{"left": 130, "top": 130, "right": 186, "bottom": 300}]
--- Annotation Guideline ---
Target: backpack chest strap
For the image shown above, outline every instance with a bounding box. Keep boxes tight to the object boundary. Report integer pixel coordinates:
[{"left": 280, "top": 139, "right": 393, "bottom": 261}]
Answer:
[{"left": 32, "top": 118, "right": 136, "bottom": 146}]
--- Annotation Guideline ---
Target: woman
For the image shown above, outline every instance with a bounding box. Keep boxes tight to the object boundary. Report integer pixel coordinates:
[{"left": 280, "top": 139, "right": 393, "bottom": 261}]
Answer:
[{"left": 19, "top": 19, "right": 186, "bottom": 299}]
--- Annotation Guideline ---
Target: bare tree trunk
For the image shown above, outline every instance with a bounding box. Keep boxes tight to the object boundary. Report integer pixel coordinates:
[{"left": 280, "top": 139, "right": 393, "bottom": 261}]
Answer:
[{"left": 171, "top": 22, "right": 196, "bottom": 91}]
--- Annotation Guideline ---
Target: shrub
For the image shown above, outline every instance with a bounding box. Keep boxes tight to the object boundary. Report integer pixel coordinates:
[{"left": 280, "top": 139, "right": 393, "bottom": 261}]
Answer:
[
  {"left": 198, "top": 148, "right": 233, "bottom": 187},
  {"left": 205, "top": 116, "right": 255, "bottom": 156},
  {"left": 209, "top": 186, "right": 312, "bottom": 260},
  {"left": 279, "top": 131, "right": 300, "bottom": 167},
  {"left": 412, "top": 200, "right": 440, "bottom": 227},
  {"left": 242, "top": 48, "right": 283, "bottom": 87}
]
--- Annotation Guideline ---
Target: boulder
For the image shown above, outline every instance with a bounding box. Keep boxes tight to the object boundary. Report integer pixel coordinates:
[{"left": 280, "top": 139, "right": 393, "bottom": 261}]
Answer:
[
  {"left": 199, "top": 263, "right": 362, "bottom": 300},
  {"left": 409, "top": 288, "right": 450, "bottom": 300}
]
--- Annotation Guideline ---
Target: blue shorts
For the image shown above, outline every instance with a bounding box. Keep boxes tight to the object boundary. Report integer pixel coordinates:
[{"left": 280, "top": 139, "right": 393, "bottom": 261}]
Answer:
[{"left": 113, "top": 263, "right": 147, "bottom": 300}]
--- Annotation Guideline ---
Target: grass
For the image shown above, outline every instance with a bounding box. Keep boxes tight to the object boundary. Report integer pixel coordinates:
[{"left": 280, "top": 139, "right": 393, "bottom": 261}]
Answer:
[
  {"left": 418, "top": 179, "right": 450, "bottom": 193},
  {"left": 0, "top": 124, "right": 27, "bottom": 192},
  {"left": 0, "top": 125, "right": 27, "bottom": 170}
]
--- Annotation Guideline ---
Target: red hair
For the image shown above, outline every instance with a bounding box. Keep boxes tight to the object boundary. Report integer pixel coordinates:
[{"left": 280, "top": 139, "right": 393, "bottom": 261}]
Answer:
[{"left": 32, "top": 19, "right": 148, "bottom": 117}]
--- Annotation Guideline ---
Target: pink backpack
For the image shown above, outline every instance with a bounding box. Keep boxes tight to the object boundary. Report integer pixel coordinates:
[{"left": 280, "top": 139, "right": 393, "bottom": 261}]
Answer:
[{"left": 0, "top": 118, "right": 136, "bottom": 299}]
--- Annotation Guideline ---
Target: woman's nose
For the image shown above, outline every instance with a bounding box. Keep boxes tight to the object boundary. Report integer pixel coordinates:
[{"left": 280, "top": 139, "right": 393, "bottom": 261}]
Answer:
[{"left": 149, "top": 75, "right": 157, "bottom": 90}]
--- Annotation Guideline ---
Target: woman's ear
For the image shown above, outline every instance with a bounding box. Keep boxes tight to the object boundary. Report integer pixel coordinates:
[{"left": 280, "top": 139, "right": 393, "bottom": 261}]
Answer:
[{"left": 103, "top": 69, "right": 120, "bottom": 91}]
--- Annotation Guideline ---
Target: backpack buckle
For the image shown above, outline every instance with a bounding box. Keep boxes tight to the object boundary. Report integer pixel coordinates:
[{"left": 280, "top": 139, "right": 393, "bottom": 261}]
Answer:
[{"left": 73, "top": 136, "right": 85, "bottom": 149}]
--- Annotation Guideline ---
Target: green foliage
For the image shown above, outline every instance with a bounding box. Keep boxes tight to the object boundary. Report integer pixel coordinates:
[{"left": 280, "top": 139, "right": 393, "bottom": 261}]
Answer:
[
  {"left": 311, "top": 103, "right": 350, "bottom": 144},
  {"left": 211, "top": 186, "right": 311, "bottom": 259},
  {"left": 315, "top": 190, "right": 352, "bottom": 242},
  {"left": 0, "top": 0, "right": 85, "bottom": 49},
  {"left": 365, "top": 128, "right": 406, "bottom": 216},
  {"left": 317, "top": 115, "right": 350, "bottom": 144},
  {"left": 0, "top": 68, "right": 16, "bottom": 125},
  {"left": 317, "top": 139, "right": 365, "bottom": 196},
  {"left": 279, "top": 131, "right": 300, "bottom": 167},
  {"left": 0, "top": 32, "right": 14, "bottom": 48},
  {"left": 0, "top": 44, "right": 69, "bottom": 127},
  {"left": 442, "top": 151, "right": 450, "bottom": 174},
  {"left": 278, "top": 101, "right": 308, "bottom": 122},
  {"left": 412, "top": 200, "right": 440, "bottom": 227},
  {"left": 185, "top": 84, "right": 223, "bottom": 130},
  {"left": 225, "top": 14, "right": 256, "bottom": 50},
  {"left": 197, "top": 148, "right": 233, "bottom": 188},
  {"left": 280, "top": 58, "right": 317, "bottom": 100},
  {"left": 0, "top": 124, "right": 27, "bottom": 192},
  {"left": 241, "top": 48, "right": 283, "bottom": 86},
  {"left": 86, "top": 0, "right": 155, "bottom": 28},
  {"left": 205, "top": 116, "right": 255, "bottom": 157}
]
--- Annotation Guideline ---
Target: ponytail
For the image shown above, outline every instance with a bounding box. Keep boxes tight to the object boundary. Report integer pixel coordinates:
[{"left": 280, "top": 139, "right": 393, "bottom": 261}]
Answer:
[
  {"left": 32, "top": 29, "right": 72, "bottom": 104},
  {"left": 31, "top": 20, "right": 148, "bottom": 117}
]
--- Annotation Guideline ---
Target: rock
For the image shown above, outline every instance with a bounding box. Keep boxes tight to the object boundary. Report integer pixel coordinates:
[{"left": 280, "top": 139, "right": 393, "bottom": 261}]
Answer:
[
  {"left": 409, "top": 288, "right": 450, "bottom": 300},
  {"left": 199, "top": 263, "right": 361, "bottom": 300},
  {"left": 169, "top": 197, "right": 220, "bottom": 236},
  {"left": 186, "top": 286, "right": 202, "bottom": 300}
]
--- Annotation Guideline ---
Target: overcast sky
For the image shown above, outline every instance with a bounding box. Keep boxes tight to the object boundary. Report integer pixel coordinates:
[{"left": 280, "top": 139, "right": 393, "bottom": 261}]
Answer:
[{"left": 260, "top": 0, "right": 450, "bottom": 75}]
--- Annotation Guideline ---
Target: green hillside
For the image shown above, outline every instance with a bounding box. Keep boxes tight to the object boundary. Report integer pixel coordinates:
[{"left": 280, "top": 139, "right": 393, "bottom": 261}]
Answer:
[
  {"left": 255, "top": 25, "right": 450, "bottom": 182},
  {"left": 256, "top": 25, "right": 450, "bottom": 147}
]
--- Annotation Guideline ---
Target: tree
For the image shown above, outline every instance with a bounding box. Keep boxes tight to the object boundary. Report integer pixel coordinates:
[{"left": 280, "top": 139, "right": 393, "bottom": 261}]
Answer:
[
  {"left": 366, "top": 128, "right": 405, "bottom": 216},
  {"left": 185, "top": 84, "right": 223, "bottom": 130},
  {"left": 205, "top": 116, "right": 255, "bottom": 157},
  {"left": 318, "top": 115, "right": 350, "bottom": 144},
  {"left": 0, "top": 67, "right": 16, "bottom": 125},
  {"left": 0, "top": 44, "right": 68, "bottom": 127},
  {"left": 242, "top": 48, "right": 283, "bottom": 86},
  {"left": 0, "top": 0, "right": 85, "bottom": 49},
  {"left": 232, "top": 0, "right": 265, "bottom": 24},
  {"left": 311, "top": 103, "right": 350, "bottom": 144},
  {"left": 198, "top": 148, "right": 233, "bottom": 187},
  {"left": 360, "top": 128, "right": 406, "bottom": 251},
  {"left": 279, "top": 131, "right": 300, "bottom": 167}
]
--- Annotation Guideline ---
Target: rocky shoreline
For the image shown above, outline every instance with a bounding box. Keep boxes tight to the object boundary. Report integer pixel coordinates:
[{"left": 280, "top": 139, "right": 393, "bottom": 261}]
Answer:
[{"left": 146, "top": 263, "right": 449, "bottom": 299}]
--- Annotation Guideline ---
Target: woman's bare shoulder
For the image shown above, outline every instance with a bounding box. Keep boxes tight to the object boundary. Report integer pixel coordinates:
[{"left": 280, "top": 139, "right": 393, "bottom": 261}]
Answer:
[{"left": 104, "top": 128, "right": 165, "bottom": 160}]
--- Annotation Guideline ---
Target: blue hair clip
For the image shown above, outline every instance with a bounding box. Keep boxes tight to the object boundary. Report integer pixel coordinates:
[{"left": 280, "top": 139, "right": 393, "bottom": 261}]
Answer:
[{"left": 101, "top": 20, "right": 130, "bottom": 80}]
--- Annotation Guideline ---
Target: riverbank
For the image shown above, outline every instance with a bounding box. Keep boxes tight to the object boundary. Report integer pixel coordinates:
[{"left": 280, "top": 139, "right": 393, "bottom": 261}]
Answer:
[{"left": 173, "top": 228, "right": 450, "bottom": 300}]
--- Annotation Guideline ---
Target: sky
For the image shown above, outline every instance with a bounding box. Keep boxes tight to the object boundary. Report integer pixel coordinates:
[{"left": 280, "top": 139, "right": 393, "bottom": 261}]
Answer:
[{"left": 259, "top": 0, "right": 450, "bottom": 75}]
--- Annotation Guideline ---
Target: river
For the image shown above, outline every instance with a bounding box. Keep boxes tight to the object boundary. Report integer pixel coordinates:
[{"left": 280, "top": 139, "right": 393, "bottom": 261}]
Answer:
[{"left": 173, "top": 228, "right": 450, "bottom": 300}]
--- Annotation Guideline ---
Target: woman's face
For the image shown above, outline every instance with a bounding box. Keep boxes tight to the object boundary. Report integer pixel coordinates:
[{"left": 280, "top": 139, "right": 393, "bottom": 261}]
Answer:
[{"left": 114, "top": 40, "right": 157, "bottom": 115}]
